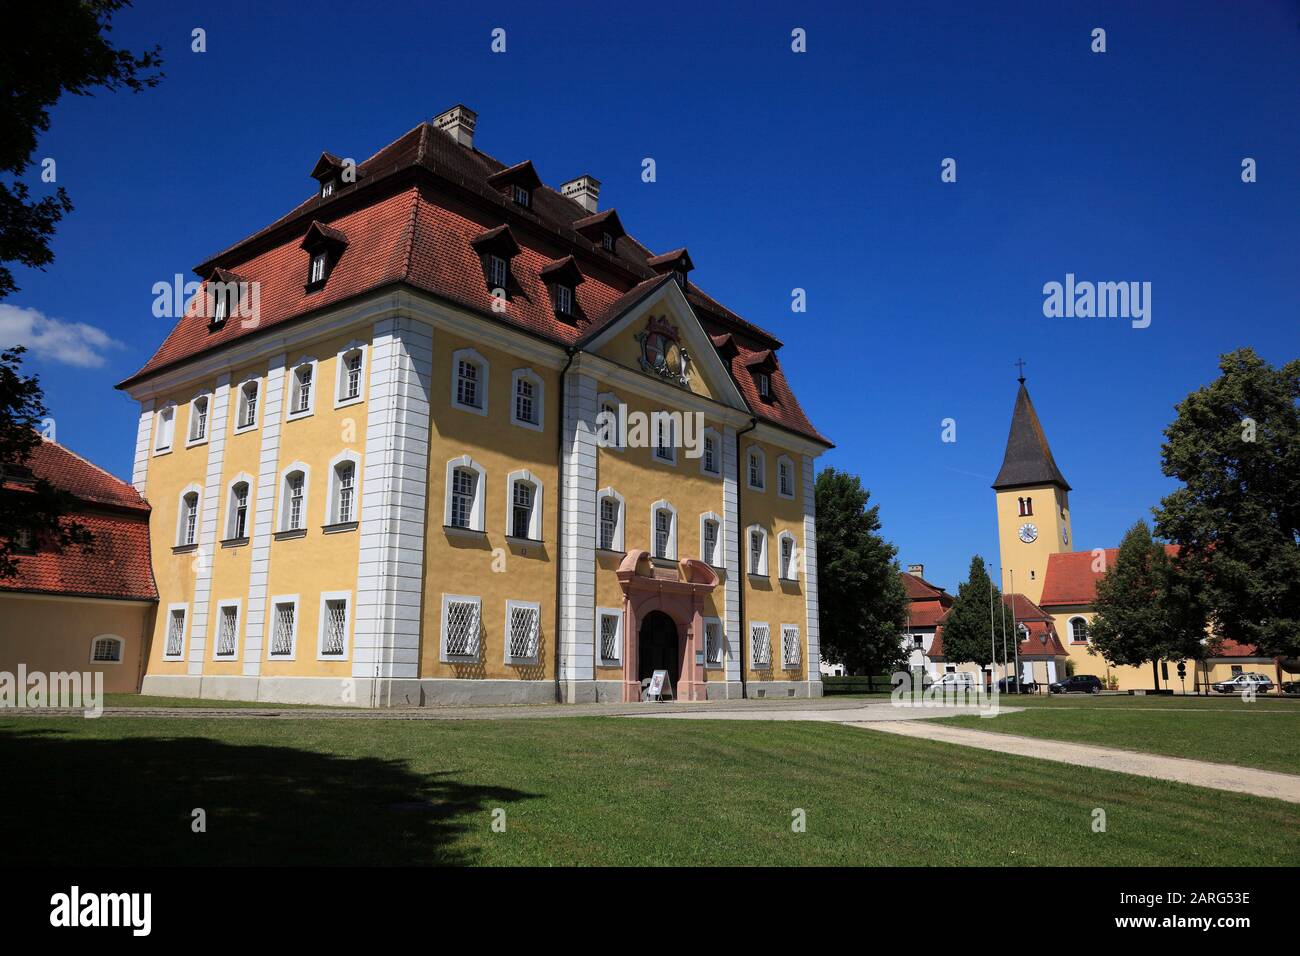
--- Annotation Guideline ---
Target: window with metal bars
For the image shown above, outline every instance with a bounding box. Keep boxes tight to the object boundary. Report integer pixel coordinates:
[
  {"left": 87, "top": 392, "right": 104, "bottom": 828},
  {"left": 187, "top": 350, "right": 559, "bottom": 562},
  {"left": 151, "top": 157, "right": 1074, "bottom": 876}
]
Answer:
[
  {"left": 345, "top": 351, "right": 363, "bottom": 400},
  {"left": 506, "top": 603, "right": 540, "bottom": 663},
  {"left": 514, "top": 376, "right": 536, "bottom": 425},
  {"left": 216, "top": 605, "right": 238, "bottom": 658},
  {"left": 443, "top": 598, "right": 481, "bottom": 659},
  {"left": 449, "top": 468, "right": 476, "bottom": 528},
  {"left": 599, "top": 612, "right": 620, "bottom": 663},
  {"left": 599, "top": 497, "right": 618, "bottom": 550},
  {"left": 92, "top": 637, "right": 122, "bottom": 663},
  {"left": 654, "top": 509, "right": 672, "bottom": 559},
  {"left": 165, "top": 609, "right": 186, "bottom": 657},
  {"left": 287, "top": 472, "right": 305, "bottom": 530},
  {"left": 704, "top": 620, "right": 723, "bottom": 667},
  {"left": 322, "top": 599, "right": 347, "bottom": 656},
  {"left": 271, "top": 602, "right": 296, "bottom": 656},
  {"left": 751, "top": 624, "right": 771, "bottom": 667},
  {"left": 456, "top": 360, "right": 480, "bottom": 408},
  {"left": 335, "top": 462, "right": 355, "bottom": 524},
  {"left": 782, "top": 625, "right": 801, "bottom": 667},
  {"left": 511, "top": 481, "right": 534, "bottom": 539}
]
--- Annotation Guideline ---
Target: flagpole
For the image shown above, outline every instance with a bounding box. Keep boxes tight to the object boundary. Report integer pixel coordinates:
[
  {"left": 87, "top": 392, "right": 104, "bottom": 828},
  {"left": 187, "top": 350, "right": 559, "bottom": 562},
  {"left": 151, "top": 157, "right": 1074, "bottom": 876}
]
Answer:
[{"left": 1010, "top": 569, "right": 1021, "bottom": 692}]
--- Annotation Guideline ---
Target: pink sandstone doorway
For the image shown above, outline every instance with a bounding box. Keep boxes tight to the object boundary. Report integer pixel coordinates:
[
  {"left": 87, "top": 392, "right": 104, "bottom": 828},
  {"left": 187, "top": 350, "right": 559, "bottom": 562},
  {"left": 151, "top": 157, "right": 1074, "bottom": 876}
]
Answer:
[{"left": 615, "top": 550, "right": 720, "bottom": 702}]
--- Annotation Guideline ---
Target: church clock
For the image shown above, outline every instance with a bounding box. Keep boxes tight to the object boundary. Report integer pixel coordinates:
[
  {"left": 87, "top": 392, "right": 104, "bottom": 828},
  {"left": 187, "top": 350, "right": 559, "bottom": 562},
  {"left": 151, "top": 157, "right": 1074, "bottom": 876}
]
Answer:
[{"left": 1018, "top": 523, "right": 1038, "bottom": 544}]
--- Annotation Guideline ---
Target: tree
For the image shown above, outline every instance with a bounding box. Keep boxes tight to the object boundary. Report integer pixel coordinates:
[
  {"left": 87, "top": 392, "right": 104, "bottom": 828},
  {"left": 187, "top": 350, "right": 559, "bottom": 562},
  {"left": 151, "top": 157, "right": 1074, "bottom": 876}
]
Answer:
[
  {"left": 1153, "top": 348, "right": 1300, "bottom": 659},
  {"left": 0, "top": 0, "right": 162, "bottom": 299},
  {"left": 1089, "top": 521, "right": 1207, "bottom": 687},
  {"left": 937, "top": 555, "right": 1000, "bottom": 670},
  {"left": 814, "top": 468, "right": 908, "bottom": 676},
  {"left": 0, "top": 347, "right": 91, "bottom": 578}
]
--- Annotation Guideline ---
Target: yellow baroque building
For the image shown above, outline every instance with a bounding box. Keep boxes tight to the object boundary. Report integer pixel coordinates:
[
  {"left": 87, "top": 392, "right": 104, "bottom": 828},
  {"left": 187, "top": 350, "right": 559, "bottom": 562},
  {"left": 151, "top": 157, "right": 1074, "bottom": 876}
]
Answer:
[{"left": 119, "top": 105, "right": 831, "bottom": 707}]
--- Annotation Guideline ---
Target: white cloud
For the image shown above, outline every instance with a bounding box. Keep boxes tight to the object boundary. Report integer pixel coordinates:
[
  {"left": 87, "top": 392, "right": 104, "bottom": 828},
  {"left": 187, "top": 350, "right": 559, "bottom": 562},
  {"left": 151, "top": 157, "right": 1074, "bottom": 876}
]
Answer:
[{"left": 0, "top": 304, "right": 127, "bottom": 369}]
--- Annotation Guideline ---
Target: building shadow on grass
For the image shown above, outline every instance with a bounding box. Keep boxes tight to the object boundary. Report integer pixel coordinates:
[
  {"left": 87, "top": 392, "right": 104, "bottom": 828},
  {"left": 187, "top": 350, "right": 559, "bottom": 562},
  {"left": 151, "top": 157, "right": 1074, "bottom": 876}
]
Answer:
[{"left": 0, "top": 727, "right": 534, "bottom": 865}]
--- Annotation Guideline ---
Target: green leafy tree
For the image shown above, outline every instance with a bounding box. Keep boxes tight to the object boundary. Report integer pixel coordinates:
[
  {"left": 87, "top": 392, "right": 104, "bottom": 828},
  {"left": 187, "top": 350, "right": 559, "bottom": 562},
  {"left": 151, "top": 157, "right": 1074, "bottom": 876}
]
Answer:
[
  {"left": 0, "top": 347, "right": 92, "bottom": 578},
  {"left": 1154, "top": 348, "right": 1300, "bottom": 659},
  {"left": 0, "top": 0, "right": 162, "bottom": 298},
  {"left": 1089, "top": 521, "right": 1207, "bottom": 687},
  {"left": 937, "top": 555, "right": 1000, "bottom": 670},
  {"left": 814, "top": 468, "right": 908, "bottom": 676}
]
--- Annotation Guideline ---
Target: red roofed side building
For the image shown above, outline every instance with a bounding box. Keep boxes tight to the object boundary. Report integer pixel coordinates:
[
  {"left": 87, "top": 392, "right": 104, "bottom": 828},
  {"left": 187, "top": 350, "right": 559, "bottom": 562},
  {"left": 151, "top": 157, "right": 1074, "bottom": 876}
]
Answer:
[
  {"left": 118, "top": 106, "right": 830, "bottom": 706},
  {"left": 1, "top": 439, "right": 158, "bottom": 694}
]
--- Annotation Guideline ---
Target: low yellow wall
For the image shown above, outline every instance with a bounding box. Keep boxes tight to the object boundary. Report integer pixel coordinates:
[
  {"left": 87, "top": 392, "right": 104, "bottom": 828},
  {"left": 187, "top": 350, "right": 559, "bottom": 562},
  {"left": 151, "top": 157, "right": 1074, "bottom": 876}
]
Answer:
[{"left": 0, "top": 593, "right": 154, "bottom": 694}]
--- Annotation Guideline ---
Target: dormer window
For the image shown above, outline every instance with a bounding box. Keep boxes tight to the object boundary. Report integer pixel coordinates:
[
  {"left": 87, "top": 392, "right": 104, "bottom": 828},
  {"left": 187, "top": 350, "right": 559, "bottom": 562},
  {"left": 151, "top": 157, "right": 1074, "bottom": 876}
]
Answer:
[
  {"left": 573, "top": 208, "right": 627, "bottom": 255},
  {"left": 487, "top": 160, "right": 543, "bottom": 212},
  {"left": 487, "top": 254, "right": 508, "bottom": 290},
  {"left": 512, "top": 184, "right": 530, "bottom": 208},
  {"left": 320, "top": 180, "right": 334, "bottom": 199},
  {"left": 212, "top": 291, "right": 228, "bottom": 324},
  {"left": 756, "top": 372, "right": 771, "bottom": 399},
  {"left": 539, "top": 255, "right": 585, "bottom": 321},
  {"left": 471, "top": 224, "right": 521, "bottom": 298},
  {"left": 300, "top": 220, "right": 348, "bottom": 291},
  {"left": 601, "top": 232, "right": 614, "bottom": 252},
  {"left": 646, "top": 247, "right": 695, "bottom": 291},
  {"left": 310, "top": 252, "right": 327, "bottom": 285},
  {"left": 555, "top": 284, "right": 573, "bottom": 316}
]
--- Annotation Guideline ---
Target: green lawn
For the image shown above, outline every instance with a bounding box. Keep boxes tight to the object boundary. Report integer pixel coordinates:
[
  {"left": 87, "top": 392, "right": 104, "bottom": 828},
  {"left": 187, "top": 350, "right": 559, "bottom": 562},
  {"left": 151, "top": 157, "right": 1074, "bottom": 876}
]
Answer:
[
  {"left": 102, "top": 693, "right": 333, "bottom": 709},
  {"left": 941, "top": 696, "right": 1300, "bottom": 774},
  {"left": 2, "top": 715, "right": 1296, "bottom": 866}
]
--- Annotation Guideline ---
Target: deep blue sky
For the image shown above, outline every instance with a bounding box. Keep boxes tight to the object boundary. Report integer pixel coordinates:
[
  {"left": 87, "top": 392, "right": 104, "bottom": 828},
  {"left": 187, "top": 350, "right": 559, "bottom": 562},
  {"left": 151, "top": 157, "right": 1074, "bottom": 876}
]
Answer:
[{"left": 6, "top": 0, "right": 1297, "bottom": 593}]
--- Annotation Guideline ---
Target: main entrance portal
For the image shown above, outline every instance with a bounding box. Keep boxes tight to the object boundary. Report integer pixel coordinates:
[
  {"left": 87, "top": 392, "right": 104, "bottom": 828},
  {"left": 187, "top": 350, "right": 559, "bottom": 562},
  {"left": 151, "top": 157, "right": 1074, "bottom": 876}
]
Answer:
[{"left": 638, "top": 610, "right": 680, "bottom": 693}]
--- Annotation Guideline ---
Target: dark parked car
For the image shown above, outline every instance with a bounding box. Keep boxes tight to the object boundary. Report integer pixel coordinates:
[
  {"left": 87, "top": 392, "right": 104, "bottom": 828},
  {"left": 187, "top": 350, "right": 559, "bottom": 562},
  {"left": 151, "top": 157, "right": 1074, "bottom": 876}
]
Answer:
[
  {"left": 1050, "top": 674, "right": 1104, "bottom": 694},
  {"left": 1282, "top": 681, "right": 1300, "bottom": 696},
  {"left": 997, "top": 676, "right": 1038, "bottom": 694}
]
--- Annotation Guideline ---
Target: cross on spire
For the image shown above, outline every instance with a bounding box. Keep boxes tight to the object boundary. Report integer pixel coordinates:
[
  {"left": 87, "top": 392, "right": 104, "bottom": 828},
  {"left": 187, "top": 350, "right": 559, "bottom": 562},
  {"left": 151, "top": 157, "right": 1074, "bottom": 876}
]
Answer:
[{"left": 1015, "top": 358, "right": 1027, "bottom": 384}]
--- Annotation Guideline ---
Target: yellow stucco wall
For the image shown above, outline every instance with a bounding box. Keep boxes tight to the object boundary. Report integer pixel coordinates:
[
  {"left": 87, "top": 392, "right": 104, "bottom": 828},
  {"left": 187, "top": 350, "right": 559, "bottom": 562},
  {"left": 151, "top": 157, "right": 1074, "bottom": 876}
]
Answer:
[
  {"left": 995, "top": 484, "right": 1071, "bottom": 603},
  {"left": 0, "top": 594, "right": 154, "bottom": 694}
]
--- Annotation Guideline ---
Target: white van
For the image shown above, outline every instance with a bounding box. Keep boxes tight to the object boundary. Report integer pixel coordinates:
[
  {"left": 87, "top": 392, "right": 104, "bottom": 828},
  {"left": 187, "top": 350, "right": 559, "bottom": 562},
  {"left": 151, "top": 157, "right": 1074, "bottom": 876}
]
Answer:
[{"left": 930, "top": 671, "right": 979, "bottom": 689}]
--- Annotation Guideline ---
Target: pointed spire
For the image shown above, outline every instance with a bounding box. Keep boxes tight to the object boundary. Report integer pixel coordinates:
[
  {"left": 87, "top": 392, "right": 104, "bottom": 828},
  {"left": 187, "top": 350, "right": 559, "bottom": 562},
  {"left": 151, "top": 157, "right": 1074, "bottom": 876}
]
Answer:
[{"left": 992, "top": 380, "right": 1071, "bottom": 491}]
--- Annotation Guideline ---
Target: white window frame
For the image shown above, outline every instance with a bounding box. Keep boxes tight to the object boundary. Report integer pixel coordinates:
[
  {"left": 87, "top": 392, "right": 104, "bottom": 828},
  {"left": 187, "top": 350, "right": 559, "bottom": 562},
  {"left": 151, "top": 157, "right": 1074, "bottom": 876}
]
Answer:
[
  {"left": 777, "top": 530, "right": 798, "bottom": 580},
  {"left": 89, "top": 634, "right": 124, "bottom": 665},
  {"left": 596, "top": 487, "right": 625, "bottom": 552},
  {"left": 1069, "top": 616, "right": 1090, "bottom": 645},
  {"left": 440, "top": 593, "right": 483, "bottom": 663},
  {"left": 750, "top": 622, "right": 772, "bottom": 669},
  {"left": 747, "top": 446, "right": 766, "bottom": 491},
  {"left": 451, "top": 347, "right": 489, "bottom": 416},
  {"left": 186, "top": 393, "right": 211, "bottom": 447},
  {"left": 213, "top": 599, "right": 242, "bottom": 661},
  {"left": 505, "top": 468, "right": 544, "bottom": 541},
  {"left": 702, "top": 616, "right": 724, "bottom": 669},
  {"left": 163, "top": 603, "right": 189, "bottom": 661},
  {"left": 700, "top": 428, "right": 721, "bottom": 477},
  {"left": 554, "top": 283, "right": 573, "bottom": 316},
  {"left": 776, "top": 454, "right": 796, "bottom": 499},
  {"left": 443, "top": 455, "right": 487, "bottom": 532},
  {"left": 277, "top": 462, "right": 311, "bottom": 533},
  {"left": 596, "top": 607, "right": 623, "bottom": 665},
  {"left": 325, "top": 450, "right": 362, "bottom": 527},
  {"left": 268, "top": 594, "right": 300, "bottom": 660},
  {"left": 510, "top": 367, "right": 544, "bottom": 431},
  {"left": 334, "top": 341, "right": 368, "bottom": 408},
  {"left": 782, "top": 624, "right": 802, "bottom": 669},
  {"left": 153, "top": 403, "right": 176, "bottom": 454},
  {"left": 649, "top": 499, "right": 678, "bottom": 561},
  {"left": 596, "top": 392, "right": 624, "bottom": 451},
  {"left": 486, "top": 253, "right": 509, "bottom": 291},
  {"left": 176, "top": 483, "right": 202, "bottom": 547},
  {"left": 504, "top": 599, "right": 542, "bottom": 665},
  {"left": 652, "top": 411, "right": 678, "bottom": 465},
  {"left": 309, "top": 251, "right": 328, "bottom": 284},
  {"left": 317, "top": 590, "right": 352, "bottom": 660},
  {"left": 224, "top": 472, "right": 255, "bottom": 541},
  {"left": 700, "top": 512, "right": 723, "bottom": 567},
  {"left": 747, "top": 524, "right": 769, "bottom": 577},
  {"left": 286, "top": 356, "right": 318, "bottom": 421},
  {"left": 234, "top": 377, "right": 260, "bottom": 433}
]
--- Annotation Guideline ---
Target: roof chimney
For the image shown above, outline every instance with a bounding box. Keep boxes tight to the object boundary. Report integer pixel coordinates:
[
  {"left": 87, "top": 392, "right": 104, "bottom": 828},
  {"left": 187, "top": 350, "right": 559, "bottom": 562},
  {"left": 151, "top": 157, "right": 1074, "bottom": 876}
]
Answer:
[
  {"left": 434, "top": 105, "right": 477, "bottom": 148},
  {"left": 907, "top": 564, "right": 925, "bottom": 578},
  {"left": 561, "top": 175, "right": 600, "bottom": 213}
]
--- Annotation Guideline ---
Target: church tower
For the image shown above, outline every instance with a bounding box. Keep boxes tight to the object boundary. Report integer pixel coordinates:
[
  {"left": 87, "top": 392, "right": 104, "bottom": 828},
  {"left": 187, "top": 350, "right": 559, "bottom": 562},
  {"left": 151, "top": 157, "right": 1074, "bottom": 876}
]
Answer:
[{"left": 992, "top": 373, "right": 1072, "bottom": 604}]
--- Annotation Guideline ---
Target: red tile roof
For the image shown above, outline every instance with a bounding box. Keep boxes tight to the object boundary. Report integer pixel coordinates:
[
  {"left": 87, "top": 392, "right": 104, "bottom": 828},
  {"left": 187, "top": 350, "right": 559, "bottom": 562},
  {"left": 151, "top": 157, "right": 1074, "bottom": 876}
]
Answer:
[
  {"left": 901, "top": 572, "right": 952, "bottom": 628},
  {"left": 2, "top": 440, "right": 156, "bottom": 601},
  {"left": 926, "top": 593, "right": 1064, "bottom": 660},
  {"left": 1210, "top": 639, "right": 1264, "bottom": 659},
  {"left": 1039, "top": 546, "right": 1179, "bottom": 606},
  {"left": 118, "top": 120, "right": 828, "bottom": 445}
]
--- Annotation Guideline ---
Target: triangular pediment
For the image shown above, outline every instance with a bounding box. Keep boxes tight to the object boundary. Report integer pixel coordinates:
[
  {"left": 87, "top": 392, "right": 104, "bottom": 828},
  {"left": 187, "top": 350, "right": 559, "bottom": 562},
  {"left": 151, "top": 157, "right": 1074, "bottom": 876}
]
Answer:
[{"left": 580, "top": 276, "right": 747, "bottom": 410}]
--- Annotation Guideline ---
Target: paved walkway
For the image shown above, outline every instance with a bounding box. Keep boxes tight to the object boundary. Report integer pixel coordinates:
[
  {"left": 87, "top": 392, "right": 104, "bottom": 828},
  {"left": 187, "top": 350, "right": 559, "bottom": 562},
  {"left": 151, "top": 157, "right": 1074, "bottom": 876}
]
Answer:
[{"left": 853, "top": 720, "right": 1300, "bottom": 804}]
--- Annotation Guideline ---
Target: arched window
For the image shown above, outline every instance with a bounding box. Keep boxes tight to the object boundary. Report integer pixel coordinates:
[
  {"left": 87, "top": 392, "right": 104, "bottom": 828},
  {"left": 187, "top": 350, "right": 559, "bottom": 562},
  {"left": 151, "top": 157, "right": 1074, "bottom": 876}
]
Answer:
[
  {"left": 288, "top": 358, "right": 317, "bottom": 418},
  {"left": 451, "top": 348, "right": 488, "bottom": 415},
  {"left": 332, "top": 460, "right": 356, "bottom": 524},
  {"left": 511, "top": 368, "right": 543, "bottom": 430},
  {"left": 700, "top": 428, "right": 720, "bottom": 476},
  {"left": 777, "top": 530, "right": 797, "bottom": 580},
  {"left": 597, "top": 488, "right": 625, "bottom": 552},
  {"left": 237, "top": 379, "right": 259, "bottom": 431},
  {"left": 227, "top": 479, "right": 251, "bottom": 540},
  {"left": 277, "top": 464, "right": 310, "bottom": 533},
  {"left": 188, "top": 395, "right": 209, "bottom": 443},
  {"left": 90, "top": 635, "right": 123, "bottom": 664},
  {"left": 700, "top": 512, "right": 722, "bottom": 566},
  {"left": 650, "top": 500, "right": 677, "bottom": 560},
  {"left": 747, "top": 447, "right": 766, "bottom": 491},
  {"left": 335, "top": 344, "right": 367, "bottom": 407},
  {"left": 154, "top": 404, "right": 175, "bottom": 452},
  {"left": 777, "top": 455, "right": 795, "bottom": 499},
  {"left": 1069, "top": 617, "right": 1090, "bottom": 644},
  {"left": 444, "top": 456, "right": 486, "bottom": 531},
  {"left": 506, "top": 469, "right": 543, "bottom": 540},
  {"left": 597, "top": 392, "right": 623, "bottom": 450},
  {"left": 176, "top": 486, "right": 201, "bottom": 546},
  {"left": 1017, "top": 496, "right": 1033, "bottom": 517},
  {"left": 747, "top": 524, "right": 769, "bottom": 576}
]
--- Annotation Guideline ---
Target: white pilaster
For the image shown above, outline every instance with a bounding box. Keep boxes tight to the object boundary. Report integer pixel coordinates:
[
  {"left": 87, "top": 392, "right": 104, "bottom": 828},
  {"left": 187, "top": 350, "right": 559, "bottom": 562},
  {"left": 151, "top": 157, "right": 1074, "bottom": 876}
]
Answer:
[
  {"left": 559, "top": 371, "right": 598, "bottom": 698},
  {"left": 131, "top": 400, "right": 154, "bottom": 495},
  {"left": 802, "top": 453, "right": 821, "bottom": 682},
  {"left": 354, "top": 316, "right": 432, "bottom": 693},
  {"left": 243, "top": 355, "right": 286, "bottom": 676},
  {"left": 722, "top": 425, "right": 741, "bottom": 684},
  {"left": 188, "top": 374, "right": 231, "bottom": 675}
]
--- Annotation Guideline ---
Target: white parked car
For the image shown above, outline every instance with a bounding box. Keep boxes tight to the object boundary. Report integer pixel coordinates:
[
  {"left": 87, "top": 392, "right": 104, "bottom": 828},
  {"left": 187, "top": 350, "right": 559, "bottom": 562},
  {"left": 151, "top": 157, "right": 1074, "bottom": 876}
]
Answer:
[
  {"left": 1212, "top": 673, "right": 1274, "bottom": 694},
  {"left": 930, "top": 672, "right": 979, "bottom": 689}
]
